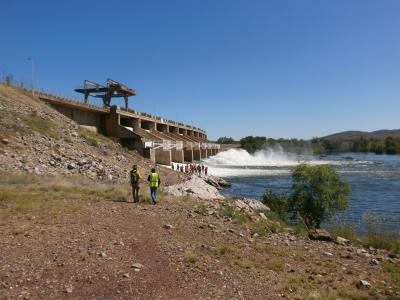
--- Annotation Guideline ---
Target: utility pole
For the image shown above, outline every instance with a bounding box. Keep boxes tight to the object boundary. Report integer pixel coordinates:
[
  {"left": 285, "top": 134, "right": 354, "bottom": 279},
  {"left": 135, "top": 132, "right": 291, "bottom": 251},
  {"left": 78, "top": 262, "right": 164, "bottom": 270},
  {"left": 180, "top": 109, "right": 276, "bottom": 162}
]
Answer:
[{"left": 28, "top": 57, "right": 34, "bottom": 96}]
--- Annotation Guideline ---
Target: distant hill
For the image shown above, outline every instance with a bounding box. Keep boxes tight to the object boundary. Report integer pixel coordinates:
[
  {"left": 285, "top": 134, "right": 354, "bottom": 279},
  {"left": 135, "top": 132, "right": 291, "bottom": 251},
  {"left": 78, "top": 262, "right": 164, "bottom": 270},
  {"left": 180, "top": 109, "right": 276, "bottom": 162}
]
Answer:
[{"left": 322, "top": 129, "right": 400, "bottom": 140}]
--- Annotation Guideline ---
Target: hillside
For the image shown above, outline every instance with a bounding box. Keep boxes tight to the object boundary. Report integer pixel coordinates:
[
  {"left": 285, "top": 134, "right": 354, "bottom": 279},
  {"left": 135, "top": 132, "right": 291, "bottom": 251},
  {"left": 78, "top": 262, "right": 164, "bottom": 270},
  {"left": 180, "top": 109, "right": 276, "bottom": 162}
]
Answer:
[
  {"left": 1, "top": 84, "right": 399, "bottom": 299},
  {"left": 322, "top": 129, "right": 400, "bottom": 140},
  {"left": 0, "top": 84, "right": 185, "bottom": 185}
]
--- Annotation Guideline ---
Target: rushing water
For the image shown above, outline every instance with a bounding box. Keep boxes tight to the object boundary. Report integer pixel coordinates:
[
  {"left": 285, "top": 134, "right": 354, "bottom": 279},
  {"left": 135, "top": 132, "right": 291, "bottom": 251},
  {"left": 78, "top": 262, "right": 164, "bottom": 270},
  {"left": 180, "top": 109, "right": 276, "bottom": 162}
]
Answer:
[{"left": 203, "top": 148, "right": 400, "bottom": 232}]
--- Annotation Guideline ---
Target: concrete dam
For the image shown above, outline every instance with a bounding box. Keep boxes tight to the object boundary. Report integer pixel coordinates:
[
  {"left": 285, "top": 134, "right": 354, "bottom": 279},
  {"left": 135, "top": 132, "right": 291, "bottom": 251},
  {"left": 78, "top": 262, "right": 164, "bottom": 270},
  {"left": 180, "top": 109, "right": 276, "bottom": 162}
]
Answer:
[{"left": 34, "top": 80, "right": 220, "bottom": 165}]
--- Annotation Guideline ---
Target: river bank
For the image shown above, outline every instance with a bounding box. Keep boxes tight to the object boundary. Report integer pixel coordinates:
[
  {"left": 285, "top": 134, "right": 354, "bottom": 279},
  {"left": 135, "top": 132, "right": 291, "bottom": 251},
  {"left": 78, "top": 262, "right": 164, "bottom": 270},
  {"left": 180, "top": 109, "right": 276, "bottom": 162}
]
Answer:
[{"left": 1, "top": 172, "right": 399, "bottom": 299}]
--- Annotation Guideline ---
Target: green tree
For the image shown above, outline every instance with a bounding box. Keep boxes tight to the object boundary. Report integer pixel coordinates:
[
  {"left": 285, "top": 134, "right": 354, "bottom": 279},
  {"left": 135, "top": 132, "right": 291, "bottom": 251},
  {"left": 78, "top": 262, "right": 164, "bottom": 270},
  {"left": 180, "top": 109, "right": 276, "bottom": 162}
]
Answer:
[
  {"left": 370, "top": 139, "right": 385, "bottom": 154},
  {"left": 385, "top": 137, "right": 400, "bottom": 154},
  {"left": 352, "top": 137, "right": 369, "bottom": 152},
  {"left": 239, "top": 136, "right": 267, "bottom": 153},
  {"left": 216, "top": 136, "right": 236, "bottom": 144},
  {"left": 289, "top": 164, "right": 351, "bottom": 229}
]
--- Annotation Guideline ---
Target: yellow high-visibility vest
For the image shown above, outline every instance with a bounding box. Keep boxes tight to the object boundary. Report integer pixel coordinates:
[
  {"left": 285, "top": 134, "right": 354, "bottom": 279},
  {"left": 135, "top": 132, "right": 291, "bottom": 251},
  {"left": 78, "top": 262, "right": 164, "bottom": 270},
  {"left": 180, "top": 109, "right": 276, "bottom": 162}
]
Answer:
[{"left": 149, "top": 172, "right": 159, "bottom": 187}]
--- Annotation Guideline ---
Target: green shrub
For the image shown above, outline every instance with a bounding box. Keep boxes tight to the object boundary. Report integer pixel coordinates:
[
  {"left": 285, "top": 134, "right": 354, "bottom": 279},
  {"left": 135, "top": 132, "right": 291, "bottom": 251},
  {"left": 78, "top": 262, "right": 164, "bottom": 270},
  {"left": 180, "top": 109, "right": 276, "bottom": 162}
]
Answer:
[
  {"left": 261, "top": 189, "right": 288, "bottom": 221},
  {"left": 86, "top": 137, "right": 98, "bottom": 147},
  {"left": 219, "top": 205, "right": 249, "bottom": 224},
  {"left": 185, "top": 252, "right": 199, "bottom": 264},
  {"left": 289, "top": 164, "right": 351, "bottom": 229}
]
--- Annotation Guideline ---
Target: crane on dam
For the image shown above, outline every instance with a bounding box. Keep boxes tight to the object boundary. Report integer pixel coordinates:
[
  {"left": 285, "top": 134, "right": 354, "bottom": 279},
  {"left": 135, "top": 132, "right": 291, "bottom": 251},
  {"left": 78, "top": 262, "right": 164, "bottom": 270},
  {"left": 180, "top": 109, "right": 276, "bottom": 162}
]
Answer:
[{"left": 75, "top": 79, "right": 136, "bottom": 110}]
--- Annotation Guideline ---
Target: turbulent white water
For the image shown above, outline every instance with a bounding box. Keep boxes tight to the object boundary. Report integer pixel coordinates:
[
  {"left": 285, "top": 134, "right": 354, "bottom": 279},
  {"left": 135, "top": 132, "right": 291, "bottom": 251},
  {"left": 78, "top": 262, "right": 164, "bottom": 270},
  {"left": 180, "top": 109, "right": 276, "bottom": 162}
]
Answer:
[
  {"left": 203, "top": 147, "right": 370, "bottom": 177},
  {"left": 204, "top": 147, "right": 297, "bottom": 166}
]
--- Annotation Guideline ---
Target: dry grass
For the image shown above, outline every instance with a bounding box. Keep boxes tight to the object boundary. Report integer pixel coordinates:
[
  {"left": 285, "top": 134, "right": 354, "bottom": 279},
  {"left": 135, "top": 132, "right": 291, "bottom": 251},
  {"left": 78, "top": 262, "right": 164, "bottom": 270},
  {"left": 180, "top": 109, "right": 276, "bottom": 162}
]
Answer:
[
  {"left": 77, "top": 126, "right": 114, "bottom": 147},
  {"left": 0, "top": 172, "right": 130, "bottom": 217},
  {"left": 0, "top": 109, "right": 61, "bottom": 140}
]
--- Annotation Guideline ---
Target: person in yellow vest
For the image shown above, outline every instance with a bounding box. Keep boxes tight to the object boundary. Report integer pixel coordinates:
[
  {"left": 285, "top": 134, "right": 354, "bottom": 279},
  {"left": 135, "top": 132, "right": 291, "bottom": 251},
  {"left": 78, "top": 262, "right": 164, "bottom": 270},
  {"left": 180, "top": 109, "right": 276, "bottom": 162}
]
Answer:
[
  {"left": 147, "top": 167, "right": 161, "bottom": 205},
  {"left": 130, "top": 164, "right": 141, "bottom": 203}
]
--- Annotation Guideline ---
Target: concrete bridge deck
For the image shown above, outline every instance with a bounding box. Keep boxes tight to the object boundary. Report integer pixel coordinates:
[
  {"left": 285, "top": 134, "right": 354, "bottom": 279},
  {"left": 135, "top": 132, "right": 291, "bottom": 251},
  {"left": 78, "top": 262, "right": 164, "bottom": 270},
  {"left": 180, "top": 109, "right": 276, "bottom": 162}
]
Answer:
[{"left": 36, "top": 91, "right": 219, "bottom": 164}]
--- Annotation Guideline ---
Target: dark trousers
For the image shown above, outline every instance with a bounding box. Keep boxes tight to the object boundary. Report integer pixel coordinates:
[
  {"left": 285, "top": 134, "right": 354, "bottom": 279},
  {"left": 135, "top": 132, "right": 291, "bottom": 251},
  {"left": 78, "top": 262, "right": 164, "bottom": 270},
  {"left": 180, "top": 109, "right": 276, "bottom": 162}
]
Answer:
[{"left": 131, "top": 185, "right": 140, "bottom": 203}]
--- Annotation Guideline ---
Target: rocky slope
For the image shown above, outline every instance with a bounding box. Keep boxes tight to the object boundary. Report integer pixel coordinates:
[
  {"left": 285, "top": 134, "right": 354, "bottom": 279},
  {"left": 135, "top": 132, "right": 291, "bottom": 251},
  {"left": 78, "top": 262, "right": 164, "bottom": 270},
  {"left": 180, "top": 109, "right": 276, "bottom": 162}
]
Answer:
[{"left": 0, "top": 85, "right": 185, "bottom": 185}]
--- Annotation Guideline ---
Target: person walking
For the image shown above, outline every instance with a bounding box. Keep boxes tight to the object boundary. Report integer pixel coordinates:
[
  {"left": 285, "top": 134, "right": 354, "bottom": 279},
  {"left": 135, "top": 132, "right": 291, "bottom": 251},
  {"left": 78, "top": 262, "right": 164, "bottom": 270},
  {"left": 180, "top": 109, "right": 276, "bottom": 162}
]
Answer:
[
  {"left": 130, "top": 164, "right": 141, "bottom": 203},
  {"left": 205, "top": 166, "right": 208, "bottom": 176},
  {"left": 147, "top": 167, "right": 161, "bottom": 205}
]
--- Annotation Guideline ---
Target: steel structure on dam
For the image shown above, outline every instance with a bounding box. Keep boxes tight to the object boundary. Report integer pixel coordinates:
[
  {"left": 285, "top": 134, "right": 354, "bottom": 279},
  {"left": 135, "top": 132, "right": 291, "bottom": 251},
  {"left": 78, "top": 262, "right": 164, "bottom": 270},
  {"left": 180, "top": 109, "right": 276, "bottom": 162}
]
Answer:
[{"left": 36, "top": 80, "right": 219, "bottom": 165}]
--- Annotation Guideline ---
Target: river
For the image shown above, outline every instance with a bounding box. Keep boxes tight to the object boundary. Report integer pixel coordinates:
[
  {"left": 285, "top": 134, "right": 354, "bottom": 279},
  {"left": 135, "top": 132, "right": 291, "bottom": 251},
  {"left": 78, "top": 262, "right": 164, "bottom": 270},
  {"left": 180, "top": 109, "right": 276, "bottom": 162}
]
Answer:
[{"left": 203, "top": 148, "right": 400, "bottom": 232}]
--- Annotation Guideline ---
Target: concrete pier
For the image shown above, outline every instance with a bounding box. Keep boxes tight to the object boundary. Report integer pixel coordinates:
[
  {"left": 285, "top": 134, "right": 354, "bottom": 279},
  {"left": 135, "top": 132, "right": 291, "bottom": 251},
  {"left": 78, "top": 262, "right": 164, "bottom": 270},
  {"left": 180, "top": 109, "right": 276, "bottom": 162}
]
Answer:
[
  {"left": 155, "top": 148, "right": 171, "bottom": 165},
  {"left": 193, "top": 149, "right": 201, "bottom": 161},
  {"left": 184, "top": 149, "right": 193, "bottom": 162},
  {"left": 171, "top": 149, "right": 184, "bottom": 163},
  {"left": 201, "top": 148, "right": 207, "bottom": 159}
]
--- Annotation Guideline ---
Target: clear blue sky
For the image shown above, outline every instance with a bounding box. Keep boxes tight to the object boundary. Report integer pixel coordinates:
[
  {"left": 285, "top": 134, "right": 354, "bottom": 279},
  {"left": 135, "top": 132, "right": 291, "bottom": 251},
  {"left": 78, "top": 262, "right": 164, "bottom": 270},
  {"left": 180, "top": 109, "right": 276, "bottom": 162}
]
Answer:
[{"left": 1, "top": 0, "right": 399, "bottom": 140}]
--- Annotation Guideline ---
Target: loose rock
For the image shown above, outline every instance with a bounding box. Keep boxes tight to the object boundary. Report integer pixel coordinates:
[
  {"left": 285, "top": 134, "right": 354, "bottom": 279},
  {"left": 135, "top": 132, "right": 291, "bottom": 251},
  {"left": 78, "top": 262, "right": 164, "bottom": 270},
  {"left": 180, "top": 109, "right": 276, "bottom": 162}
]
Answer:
[
  {"left": 163, "top": 224, "right": 174, "bottom": 230},
  {"left": 336, "top": 236, "right": 351, "bottom": 246},
  {"left": 357, "top": 280, "right": 371, "bottom": 290},
  {"left": 309, "top": 229, "right": 332, "bottom": 242},
  {"left": 131, "top": 263, "right": 144, "bottom": 270}
]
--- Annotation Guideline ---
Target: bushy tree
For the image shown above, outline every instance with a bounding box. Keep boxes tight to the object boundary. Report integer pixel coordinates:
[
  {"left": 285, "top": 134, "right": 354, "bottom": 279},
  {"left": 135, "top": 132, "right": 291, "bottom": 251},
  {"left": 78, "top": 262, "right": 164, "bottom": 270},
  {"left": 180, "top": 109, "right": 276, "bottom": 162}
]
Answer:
[
  {"left": 239, "top": 136, "right": 267, "bottom": 153},
  {"left": 261, "top": 189, "right": 288, "bottom": 220},
  {"left": 289, "top": 164, "right": 351, "bottom": 229},
  {"left": 216, "top": 136, "right": 236, "bottom": 144},
  {"left": 385, "top": 137, "right": 400, "bottom": 154},
  {"left": 370, "top": 140, "right": 385, "bottom": 154}
]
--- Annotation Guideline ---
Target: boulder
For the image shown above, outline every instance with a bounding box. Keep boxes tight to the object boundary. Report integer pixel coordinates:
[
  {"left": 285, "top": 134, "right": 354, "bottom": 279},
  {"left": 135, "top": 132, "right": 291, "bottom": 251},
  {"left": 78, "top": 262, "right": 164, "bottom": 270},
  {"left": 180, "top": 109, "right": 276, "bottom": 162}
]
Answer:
[
  {"left": 234, "top": 198, "right": 269, "bottom": 212},
  {"left": 335, "top": 236, "right": 351, "bottom": 246},
  {"left": 308, "top": 229, "right": 332, "bottom": 242},
  {"left": 164, "top": 175, "right": 224, "bottom": 200},
  {"left": 205, "top": 176, "right": 232, "bottom": 189}
]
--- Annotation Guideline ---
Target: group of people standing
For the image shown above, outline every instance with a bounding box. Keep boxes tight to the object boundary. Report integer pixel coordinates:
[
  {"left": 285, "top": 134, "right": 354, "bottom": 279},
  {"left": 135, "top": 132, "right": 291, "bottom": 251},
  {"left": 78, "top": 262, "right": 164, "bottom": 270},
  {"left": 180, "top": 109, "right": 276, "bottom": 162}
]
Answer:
[
  {"left": 129, "top": 165, "right": 160, "bottom": 205},
  {"left": 171, "top": 163, "right": 208, "bottom": 176},
  {"left": 129, "top": 162, "right": 209, "bottom": 204}
]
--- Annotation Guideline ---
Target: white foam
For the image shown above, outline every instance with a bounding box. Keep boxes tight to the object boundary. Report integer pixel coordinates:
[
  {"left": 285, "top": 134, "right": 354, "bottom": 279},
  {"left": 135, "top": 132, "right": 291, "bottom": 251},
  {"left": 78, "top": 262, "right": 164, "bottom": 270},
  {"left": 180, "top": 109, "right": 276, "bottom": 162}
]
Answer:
[
  {"left": 206, "top": 167, "right": 291, "bottom": 177},
  {"left": 203, "top": 148, "right": 372, "bottom": 177},
  {"left": 203, "top": 147, "right": 298, "bottom": 167}
]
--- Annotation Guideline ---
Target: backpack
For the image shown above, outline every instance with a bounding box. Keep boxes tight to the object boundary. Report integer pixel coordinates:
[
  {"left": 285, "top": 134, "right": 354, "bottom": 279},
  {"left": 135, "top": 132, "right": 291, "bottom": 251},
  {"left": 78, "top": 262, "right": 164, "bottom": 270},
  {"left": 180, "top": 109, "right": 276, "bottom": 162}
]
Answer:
[{"left": 130, "top": 170, "right": 138, "bottom": 184}]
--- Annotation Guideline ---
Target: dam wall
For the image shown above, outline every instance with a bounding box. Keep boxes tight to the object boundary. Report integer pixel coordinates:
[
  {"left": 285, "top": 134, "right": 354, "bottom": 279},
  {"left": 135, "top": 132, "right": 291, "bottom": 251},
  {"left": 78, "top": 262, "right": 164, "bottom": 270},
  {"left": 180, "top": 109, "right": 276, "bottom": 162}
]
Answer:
[{"left": 36, "top": 91, "right": 219, "bottom": 164}]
